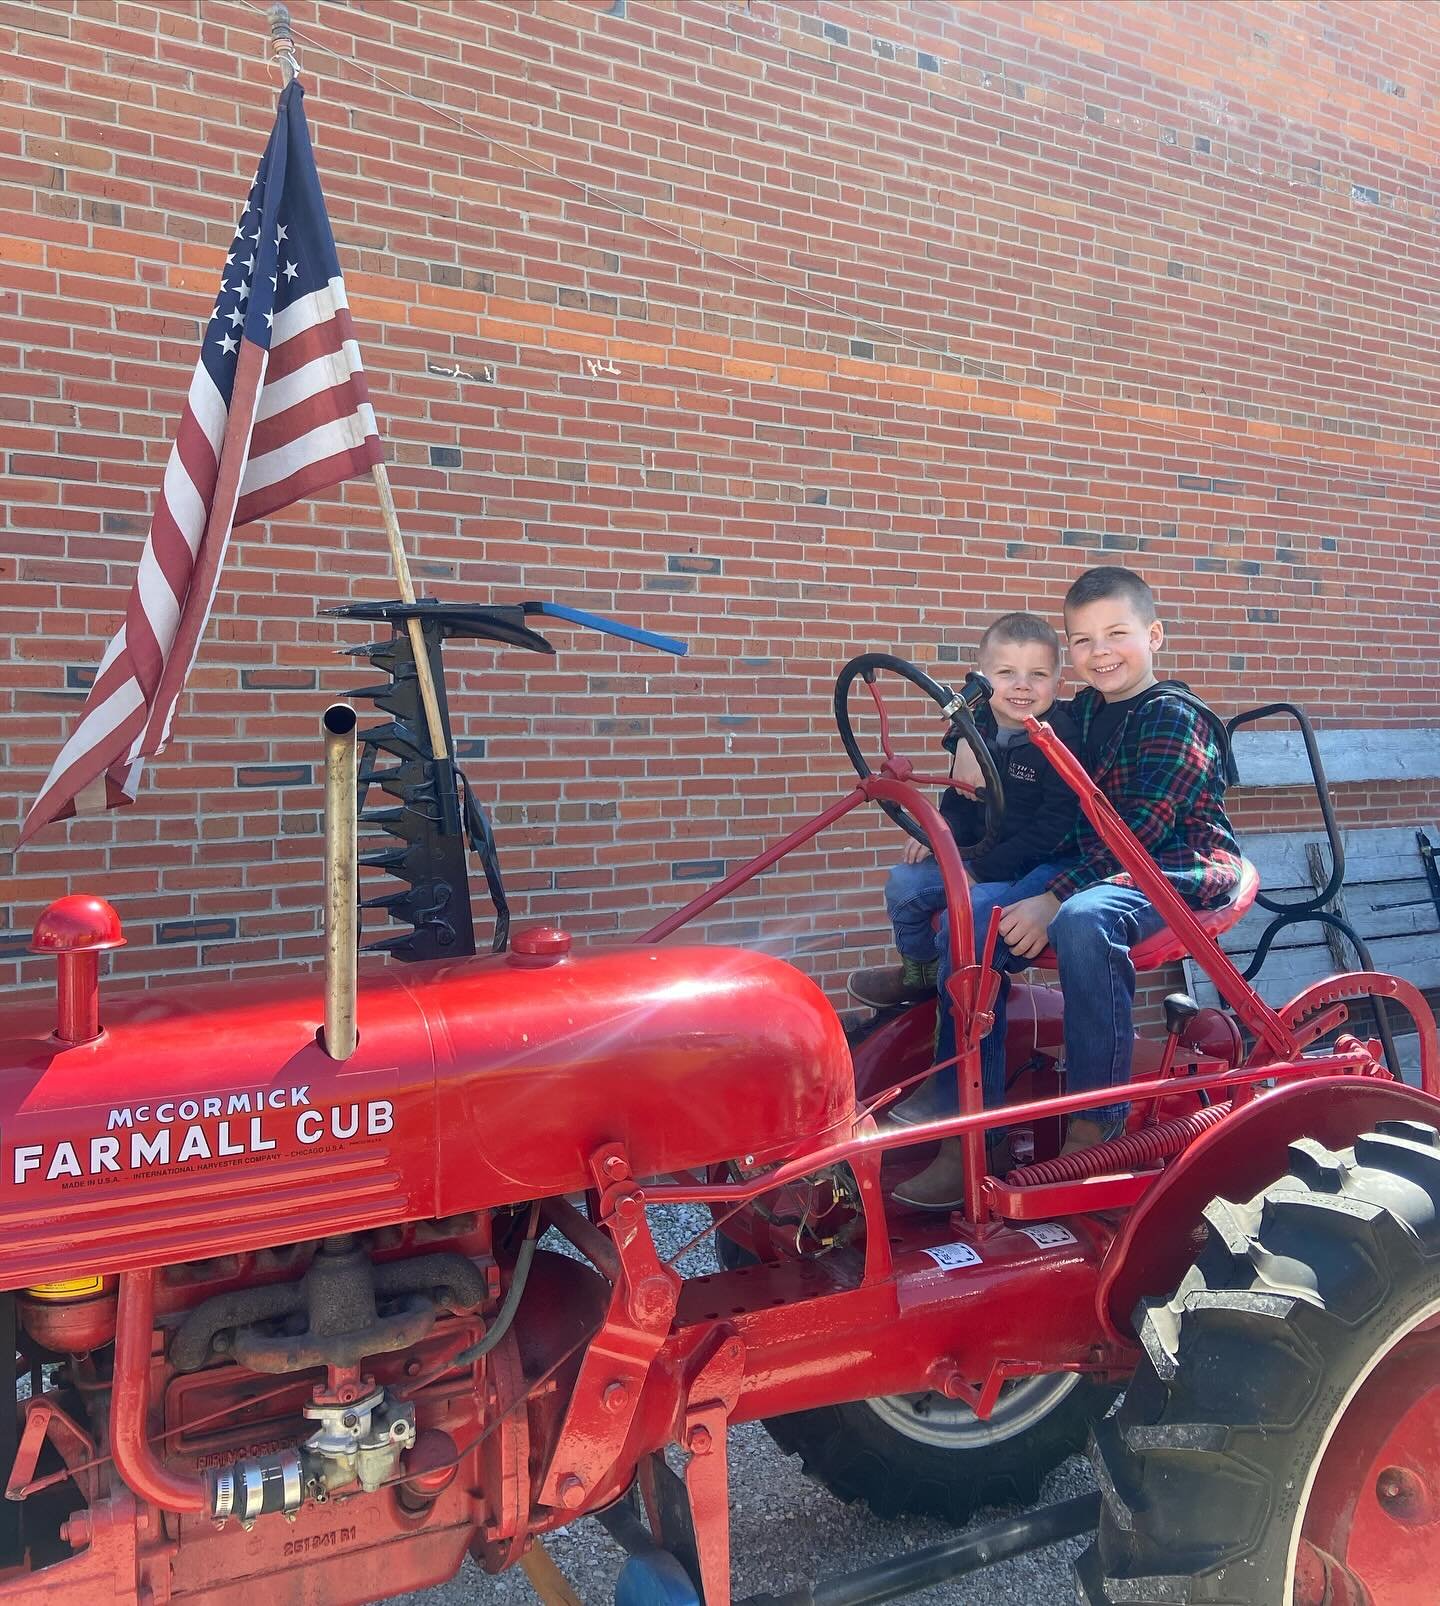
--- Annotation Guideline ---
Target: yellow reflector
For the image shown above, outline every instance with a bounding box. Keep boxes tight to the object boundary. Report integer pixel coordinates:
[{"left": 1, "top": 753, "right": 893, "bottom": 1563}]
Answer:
[{"left": 24, "top": 1277, "right": 106, "bottom": 1302}]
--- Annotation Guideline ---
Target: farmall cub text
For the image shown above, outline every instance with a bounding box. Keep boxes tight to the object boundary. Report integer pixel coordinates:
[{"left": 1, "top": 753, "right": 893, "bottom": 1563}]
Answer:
[{"left": 4, "top": 606, "right": 1440, "bottom": 1606}]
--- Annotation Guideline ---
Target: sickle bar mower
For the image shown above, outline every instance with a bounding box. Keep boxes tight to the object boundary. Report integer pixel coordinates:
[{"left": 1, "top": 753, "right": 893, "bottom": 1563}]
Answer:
[{"left": 4, "top": 611, "right": 1439, "bottom": 1606}]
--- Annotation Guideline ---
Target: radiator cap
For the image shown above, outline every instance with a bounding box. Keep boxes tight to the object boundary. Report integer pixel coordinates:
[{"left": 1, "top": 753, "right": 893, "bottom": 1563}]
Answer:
[{"left": 508, "top": 926, "right": 571, "bottom": 967}]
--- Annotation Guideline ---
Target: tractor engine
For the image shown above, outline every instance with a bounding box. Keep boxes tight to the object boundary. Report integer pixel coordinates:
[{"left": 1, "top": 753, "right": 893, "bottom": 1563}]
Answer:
[{"left": 0, "top": 906, "right": 854, "bottom": 1601}]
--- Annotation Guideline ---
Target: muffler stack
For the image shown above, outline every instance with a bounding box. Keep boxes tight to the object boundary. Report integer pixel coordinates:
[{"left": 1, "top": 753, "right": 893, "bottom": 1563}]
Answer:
[{"left": 322, "top": 703, "right": 359, "bottom": 1061}]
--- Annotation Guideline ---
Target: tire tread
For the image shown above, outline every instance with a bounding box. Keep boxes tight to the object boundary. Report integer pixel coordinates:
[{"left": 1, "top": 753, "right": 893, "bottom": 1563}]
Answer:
[{"left": 1077, "top": 1123, "right": 1440, "bottom": 1603}]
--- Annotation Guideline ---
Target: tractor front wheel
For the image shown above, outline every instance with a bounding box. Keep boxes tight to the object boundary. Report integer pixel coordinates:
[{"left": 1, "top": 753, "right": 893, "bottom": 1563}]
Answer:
[
  {"left": 766, "top": 1371, "right": 1113, "bottom": 1523},
  {"left": 1077, "top": 1119, "right": 1440, "bottom": 1605}
]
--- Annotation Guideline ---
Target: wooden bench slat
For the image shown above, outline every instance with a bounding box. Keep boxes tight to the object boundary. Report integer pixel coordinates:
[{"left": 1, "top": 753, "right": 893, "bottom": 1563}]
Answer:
[
  {"left": 1232, "top": 728, "right": 1440, "bottom": 789},
  {"left": 1236, "top": 826, "right": 1437, "bottom": 886},
  {"left": 1193, "top": 939, "right": 1440, "bottom": 1005},
  {"left": 1212, "top": 890, "right": 1439, "bottom": 958}
]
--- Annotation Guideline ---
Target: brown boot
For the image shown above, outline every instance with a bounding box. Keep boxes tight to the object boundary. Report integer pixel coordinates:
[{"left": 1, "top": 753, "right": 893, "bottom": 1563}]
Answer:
[
  {"left": 891, "top": 1138, "right": 968, "bottom": 1211},
  {"left": 1059, "top": 1115, "right": 1126, "bottom": 1156},
  {"left": 848, "top": 957, "right": 938, "bottom": 1010}
]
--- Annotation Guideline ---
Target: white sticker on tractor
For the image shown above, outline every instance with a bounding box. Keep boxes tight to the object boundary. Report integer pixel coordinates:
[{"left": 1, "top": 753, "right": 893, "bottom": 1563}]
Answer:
[
  {"left": 921, "top": 1242, "right": 983, "bottom": 1270},
  {"left": 1017, "top": 1222, "right": 1078, "bottom": 1248}
]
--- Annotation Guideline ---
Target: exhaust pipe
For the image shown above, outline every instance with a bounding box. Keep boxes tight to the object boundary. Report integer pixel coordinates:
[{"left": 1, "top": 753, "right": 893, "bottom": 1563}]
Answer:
[{"left": 322, "top": 703, "right": 359, "bottom": 1061}]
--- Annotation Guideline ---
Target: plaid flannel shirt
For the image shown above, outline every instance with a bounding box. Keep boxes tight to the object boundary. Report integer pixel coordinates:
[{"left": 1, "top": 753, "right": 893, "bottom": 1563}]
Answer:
[{"left": 1047, "top": 685, "right": 1243, "bottom": 909}]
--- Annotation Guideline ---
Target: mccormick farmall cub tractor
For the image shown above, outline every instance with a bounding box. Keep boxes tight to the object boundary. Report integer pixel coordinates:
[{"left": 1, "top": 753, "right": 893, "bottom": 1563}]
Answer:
[{"left": 3, "top": 600, "right": 1439, "bottom": 1606}]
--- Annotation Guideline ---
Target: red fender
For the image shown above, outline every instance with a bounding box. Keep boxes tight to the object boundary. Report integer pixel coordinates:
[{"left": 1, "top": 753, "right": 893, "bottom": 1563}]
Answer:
[{"left": 1097, "top": 1075, "right": 1440, "bottom": 1342}]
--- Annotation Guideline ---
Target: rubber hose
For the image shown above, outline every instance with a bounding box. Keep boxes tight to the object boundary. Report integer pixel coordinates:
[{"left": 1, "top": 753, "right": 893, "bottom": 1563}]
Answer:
[{"left": 448, "top": 1201, "right": 540, "bottom": 1368}]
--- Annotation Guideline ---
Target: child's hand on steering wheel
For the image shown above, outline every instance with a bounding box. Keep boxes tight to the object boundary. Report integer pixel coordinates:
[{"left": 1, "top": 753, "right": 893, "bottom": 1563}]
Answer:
[{"left": 949, "top": 742, "right": 984, "bottom": 792}]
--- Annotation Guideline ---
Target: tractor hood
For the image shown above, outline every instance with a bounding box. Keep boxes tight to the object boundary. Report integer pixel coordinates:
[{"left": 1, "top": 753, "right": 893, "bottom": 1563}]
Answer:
[{"left": 0, "top": 942, "right": 853, "bottom": 1290}]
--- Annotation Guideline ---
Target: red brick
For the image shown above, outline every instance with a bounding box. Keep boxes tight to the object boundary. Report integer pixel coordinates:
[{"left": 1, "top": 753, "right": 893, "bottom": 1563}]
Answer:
[{"left": 2, "top": 0, "right": 1438, "bottom": 1007}]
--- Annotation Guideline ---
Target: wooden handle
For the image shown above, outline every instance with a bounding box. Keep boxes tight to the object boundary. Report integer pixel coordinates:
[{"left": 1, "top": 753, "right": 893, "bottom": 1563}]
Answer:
[{"left": 369, "top": 462, "right": 449, "bottom": 762}]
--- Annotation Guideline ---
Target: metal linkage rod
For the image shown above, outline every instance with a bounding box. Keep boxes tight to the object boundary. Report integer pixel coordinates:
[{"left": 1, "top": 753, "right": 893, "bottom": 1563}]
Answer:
[{"left": 737, "top": 1494, "right": 1100, "bottom": 1606}]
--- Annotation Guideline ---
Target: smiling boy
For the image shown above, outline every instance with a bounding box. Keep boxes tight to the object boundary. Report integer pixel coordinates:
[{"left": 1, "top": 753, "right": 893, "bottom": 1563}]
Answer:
[
  {"left": 996, "top": 566, "right": 1242, "bottom": 1154},
  {"left": 848, "top": 613, "right": 1082, "bottom": 1208},
  {"left": 850, "top": 612, "right": 1079, "bottom": 1019}
]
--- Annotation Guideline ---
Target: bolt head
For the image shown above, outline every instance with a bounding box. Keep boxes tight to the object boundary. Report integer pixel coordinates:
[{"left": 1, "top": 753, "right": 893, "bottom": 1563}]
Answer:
[
  {"left": 602, "top": 1155, "right": 629, "bottom": 1180},
  {"left": 629, "top": 1274, "right": 673, "bottom": 1324},
  {"left": 557, "top": 1475, "right": 586, "bottom": 1510},
  {"left": 1374, "top": 1463, "right": 1429, "bottom": 1524},
  {"left": 686, "top": 1425, "right": 713, "bottom": 1455},
  {"left": 602, "top": 1380, "right": 630, "bottom": 1412}
]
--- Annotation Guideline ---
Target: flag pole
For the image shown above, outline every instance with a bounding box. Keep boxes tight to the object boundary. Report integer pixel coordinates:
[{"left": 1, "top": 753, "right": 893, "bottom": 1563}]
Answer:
[{"left": 267, "top": 3, "right": 453, "bottom": 774}]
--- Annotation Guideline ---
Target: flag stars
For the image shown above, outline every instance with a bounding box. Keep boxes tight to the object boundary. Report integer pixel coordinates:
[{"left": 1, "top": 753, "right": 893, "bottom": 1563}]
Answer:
[
  {"left": 276, "top": 224, "right": 288, "bottom": 242},
  {"left": 235, "top": 281, "right": 250, "bottom": 302},
  {"left": 227, "top": 306, "right": 245, "bottom": 327},
  {"left": 218, "top": 333, "right": 238, "bottom": 355},
  {"left": 283, "top": 259, "right": 298, "bottom": 281}
]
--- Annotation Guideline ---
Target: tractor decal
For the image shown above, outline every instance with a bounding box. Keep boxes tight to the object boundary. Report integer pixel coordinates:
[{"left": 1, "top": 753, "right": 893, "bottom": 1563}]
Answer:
[
  {"left": 9, "top": 1098, "right": 395, "bottom": 1187},
  {"left": 105, "top": 1087, "right": 315, "bottom": 1125}
]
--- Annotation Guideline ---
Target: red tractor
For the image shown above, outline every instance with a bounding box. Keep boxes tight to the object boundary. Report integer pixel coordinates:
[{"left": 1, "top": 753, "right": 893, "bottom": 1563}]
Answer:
[{"left": 2, "top": 604, "right": 1437, "bottom": 1606}]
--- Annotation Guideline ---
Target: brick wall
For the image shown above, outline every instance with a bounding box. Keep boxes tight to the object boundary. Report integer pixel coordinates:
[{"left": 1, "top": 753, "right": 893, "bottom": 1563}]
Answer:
[{"left": 4, "top": 0, "right": 1439, "bottom": 1011}]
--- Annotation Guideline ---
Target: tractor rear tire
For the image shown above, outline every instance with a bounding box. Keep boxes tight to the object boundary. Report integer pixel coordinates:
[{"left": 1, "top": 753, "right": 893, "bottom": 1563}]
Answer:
[
  {"left": 1076, "top": 1119, "right": 1440, "bottom": 1605},
  {"left": 765, "top": 1373, "right": 1114, "bottom": 1524}
]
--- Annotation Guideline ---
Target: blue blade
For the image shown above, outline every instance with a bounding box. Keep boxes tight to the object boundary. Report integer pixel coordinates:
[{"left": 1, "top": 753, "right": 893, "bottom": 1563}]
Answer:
[{"left": 528, "top": 601, "right": 688, "bottom": 657}]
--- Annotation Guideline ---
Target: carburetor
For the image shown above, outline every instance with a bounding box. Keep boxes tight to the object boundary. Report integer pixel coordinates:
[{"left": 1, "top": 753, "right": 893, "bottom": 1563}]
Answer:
[
  {"left": 208, "top": 1378, "right": 416, "bottom": 1527},
  {"left": 301, "top": 1382, "right": 417, "bottom": 1499}
]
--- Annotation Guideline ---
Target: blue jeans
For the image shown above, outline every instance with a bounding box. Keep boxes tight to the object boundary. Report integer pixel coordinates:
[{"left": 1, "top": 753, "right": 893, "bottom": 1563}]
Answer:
[
  {"left": 1047, "top": 884, "right": 1166, "bottom": 1124},
  {"left": 884, "top": 855, "right": 950, "bottom": 964},
  {"left": 928, "top": 862, "right": 1065, "bottom": 1116},
  {"left": 920, "top": 873, "right": 1167, "bottom": 1126}
]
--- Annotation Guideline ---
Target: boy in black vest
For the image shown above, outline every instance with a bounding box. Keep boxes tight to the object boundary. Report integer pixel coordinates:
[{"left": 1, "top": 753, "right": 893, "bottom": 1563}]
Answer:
[{"left": 849, "top": 613, "right": 1081, "bottom": 1151}]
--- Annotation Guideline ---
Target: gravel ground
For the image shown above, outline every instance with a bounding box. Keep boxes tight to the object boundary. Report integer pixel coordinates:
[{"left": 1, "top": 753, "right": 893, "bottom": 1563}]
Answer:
[{"left": 384, "top": 1205, "right": 1094, "bottom": 1606}]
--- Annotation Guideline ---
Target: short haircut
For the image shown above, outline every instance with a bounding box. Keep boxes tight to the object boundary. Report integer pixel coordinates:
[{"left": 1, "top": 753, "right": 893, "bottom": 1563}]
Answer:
[
  {"left": 1063, "top": 565, "right": 1157, "bottom": 624},
  {"left": 979, "top": 611, "right": 1060, "bottom": 662}
]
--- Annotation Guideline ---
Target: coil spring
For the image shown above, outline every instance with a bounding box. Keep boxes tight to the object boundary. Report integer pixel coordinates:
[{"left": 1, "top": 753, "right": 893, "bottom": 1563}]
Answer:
[{"left": 1005, "top": 1101, "right": 1234, "bottom": 1188}]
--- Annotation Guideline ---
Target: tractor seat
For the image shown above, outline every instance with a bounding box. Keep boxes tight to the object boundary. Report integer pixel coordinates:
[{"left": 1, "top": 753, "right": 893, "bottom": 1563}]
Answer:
[{"left": 1029, "top": 858, "right": 1259, "bottom": 972}]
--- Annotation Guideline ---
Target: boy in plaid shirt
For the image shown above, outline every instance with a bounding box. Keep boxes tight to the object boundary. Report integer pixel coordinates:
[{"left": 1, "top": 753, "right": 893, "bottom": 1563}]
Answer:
[{"left": 996, "top": 565, "right": 1242, "bottom": 1155}]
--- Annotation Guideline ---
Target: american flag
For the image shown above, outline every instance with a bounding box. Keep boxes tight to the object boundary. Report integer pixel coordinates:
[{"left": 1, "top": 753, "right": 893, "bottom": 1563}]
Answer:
[{"left": 18, "top": 80, "right": 382, "bottom": 847}]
